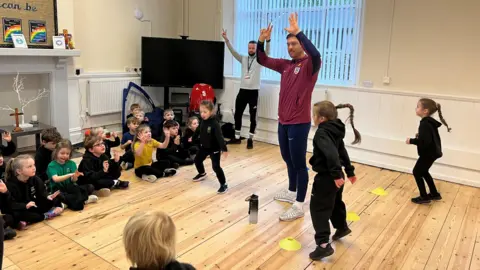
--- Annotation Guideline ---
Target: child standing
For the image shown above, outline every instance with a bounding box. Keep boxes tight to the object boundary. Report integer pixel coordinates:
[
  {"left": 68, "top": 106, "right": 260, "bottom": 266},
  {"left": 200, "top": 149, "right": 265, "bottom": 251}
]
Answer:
[
  {"left": 308, "top": 101, "right": 360, "bottom": 260},
  {"left": 78, "top": 136, "right": 129, "bottom": 197},
  {"left": 35, "top": 129, "right": 62, "bottom": 182},
  {"left": 133, "top": 125, "right": 177, "bottom": 182},
  {"left": 156, "top": 120, "right": 193, "bottom": 168},
  {"left": 47, "top": 140, "right": 98, "bottom": 210},
  {"left": 407, "top": 98, "right": 451, "bottom": 204},
  {"left": 120, "top": 117, "right": 140, "bottom": 170},
  {"left": 123, "top": 210, "right": 196, "bottom": 270},
  {"left": 182, "top": 116, "right": 200, "bottom": 158},
  {"left": 5, "top": 155, "right": 63, "bottom": 224},
  {"left": 192, "top": 101, "right": 228, "bottom": 194}
]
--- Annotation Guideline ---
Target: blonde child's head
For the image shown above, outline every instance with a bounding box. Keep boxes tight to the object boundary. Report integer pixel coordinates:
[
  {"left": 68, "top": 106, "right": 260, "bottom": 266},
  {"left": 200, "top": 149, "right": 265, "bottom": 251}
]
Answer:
[
  {"left": 187, "top": 116, "right": 199, "bottom": 131},
  {"left": 130, "top": 103, "right": 141, "bottom": 114},
  {"left": 123, "top": 210, "right": 176, "bottom": 269},
  {"left": 164, "top": 109, "right": 174, "bottom": 121},
  {"left": 135, "top": 111, "right": 145, "bottom": 123},
  {"left": 5, "top": 154, "right": 35, "bottom": 181},
  {"left": 52, "top": 139, "right": 73, "bottom": 164},
  {"left": 132, "top": 125, "right": 152, "bottom": 152}
]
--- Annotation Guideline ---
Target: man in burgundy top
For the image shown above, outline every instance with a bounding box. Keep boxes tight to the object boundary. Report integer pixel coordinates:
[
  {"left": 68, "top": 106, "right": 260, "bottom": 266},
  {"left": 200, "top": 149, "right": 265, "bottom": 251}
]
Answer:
[{"left": 257, "top": 13, "right": 321, "bottom": 221}]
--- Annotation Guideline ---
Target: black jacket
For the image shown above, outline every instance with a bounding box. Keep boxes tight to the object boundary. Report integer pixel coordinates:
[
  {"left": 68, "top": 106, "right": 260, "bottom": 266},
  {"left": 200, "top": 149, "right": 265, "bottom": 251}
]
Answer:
[
  {"left": 104, "top": 137, "right": 121, "bottom": 159},
  {"left": 156, "top": 134, "right": 184, "bottom": 159},
  {"left": 199, "top": 117, "right": 227, "bottom": 152},
  {"left": 409, "top": 117, "right": 443, "bottom": 159},
  {"left": 130, "top": 261, "right": 195, "bottom": 270},
  {"left": 309, "top": 119, "right": 355, "bottom": 179},
  {"left": 182, "top": 128, "right": 200, "bottom": 149},
  {"left": 78, "top": 151, "right": 119, "bottom": 183},
  {"left": 35, "top": 146, "right": 53, "bottom": 181},
  {"left": 5, "top": 176, "right": 49, "bottom": 211},
  {"left": 0, "top": 141, "right": 16, "bottom": 157}
]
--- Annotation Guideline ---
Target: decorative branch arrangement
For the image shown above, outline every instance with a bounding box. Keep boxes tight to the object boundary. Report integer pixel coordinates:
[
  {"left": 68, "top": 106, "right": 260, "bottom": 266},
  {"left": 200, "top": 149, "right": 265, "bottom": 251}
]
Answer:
[{"left": 0, "top": 72, "right": 50, "bottom": 126}]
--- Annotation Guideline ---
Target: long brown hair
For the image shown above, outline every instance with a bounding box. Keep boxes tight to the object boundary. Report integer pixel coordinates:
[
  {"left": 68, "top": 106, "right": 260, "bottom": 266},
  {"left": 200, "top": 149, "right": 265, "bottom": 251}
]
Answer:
[
  {"left": 313, "top": 101, "right": 361, "bottom": 144},
  {"left": 131, "top": 124, "right": 151, "bottom": 153},
  {"left": 419, "top": 98, "right": 452, "bottom": 132},
  {"left": 52, "top": 139, "right": 73, "bottom": 161},
  {"left": 5, "top": 154, "right": 32, "bottom": 181}
]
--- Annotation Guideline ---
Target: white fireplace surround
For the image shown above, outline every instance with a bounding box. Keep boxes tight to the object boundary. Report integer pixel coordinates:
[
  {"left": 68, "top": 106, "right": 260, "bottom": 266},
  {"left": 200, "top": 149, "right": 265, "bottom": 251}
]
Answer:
[{"left": 0, "top": 48, "right": 80, "bottom": 138}]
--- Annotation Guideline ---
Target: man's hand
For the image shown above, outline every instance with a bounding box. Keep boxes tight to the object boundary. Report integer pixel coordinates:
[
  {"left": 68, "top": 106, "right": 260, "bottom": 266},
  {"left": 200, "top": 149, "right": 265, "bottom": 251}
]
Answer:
[
  {"left": 2, "top": 132, "right": 12, "bottom": 142},
  {"left": 284, "top": 12, "right": 301, "bottom": 35},
  {"left": 259, "top": 23, "right": 273, "bottom": 42},
  {"left": 222, "top": 28, "right": 229, "bottom": 42}
]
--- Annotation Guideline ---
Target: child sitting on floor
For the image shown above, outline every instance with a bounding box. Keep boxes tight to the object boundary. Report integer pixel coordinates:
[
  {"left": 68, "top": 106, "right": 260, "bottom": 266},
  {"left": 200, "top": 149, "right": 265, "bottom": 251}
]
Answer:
[
  {"left": 0, "top": 180, "right": 18, "bottom": 240},
  {"left": 156, "top": 120, "right": 193, "bottom": 168},
  {"left": 91, "top": 127, "right": 121, "bottom": 160},
  {"left": 77, "top": 136, "right": 129, "bottom": 197},
  {"left": 5, "top": 155, "right": 63, "bottom": 225},
  {"left": 47, "top": 139, "right": 98, "bottom": 211},
  {"left": 0, "top": 131, "right": 17, "bottom": 180},
  {"left": 133, "top": 125, "right": 176, "bottom": 182},
  {"left": 120, "top": 117, "right": 139, "bottom": 170},
  {"left": 123, "top": 210, "right": 196, "bottom": 270},
  {"left": 35, "top": 129, "right": 62, "bottom": 182},
  {"left": 163, "top": 109, "right": 182, "bottom": 136},
  {"left": 182, "top": 116, "right": 200, "bottom": 158}
]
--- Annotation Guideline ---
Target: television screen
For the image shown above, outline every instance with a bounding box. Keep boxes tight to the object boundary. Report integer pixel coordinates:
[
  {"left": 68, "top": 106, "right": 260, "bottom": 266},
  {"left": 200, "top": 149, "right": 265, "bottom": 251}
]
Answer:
[{"left": 141, "top": 37, "right": 225, "bottom": 89}]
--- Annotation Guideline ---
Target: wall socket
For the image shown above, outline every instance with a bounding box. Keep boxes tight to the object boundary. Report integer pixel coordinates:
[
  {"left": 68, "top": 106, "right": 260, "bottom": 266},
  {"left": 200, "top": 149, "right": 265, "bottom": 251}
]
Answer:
[
  {"left": 383, "top": 76, "right": 391, "bottom": 84},
  {"left": 124, "top": 67, "right": 141, "bottom": 73},
  {"left": 124, "top": 66, "right": 132, "bottom": 73}
]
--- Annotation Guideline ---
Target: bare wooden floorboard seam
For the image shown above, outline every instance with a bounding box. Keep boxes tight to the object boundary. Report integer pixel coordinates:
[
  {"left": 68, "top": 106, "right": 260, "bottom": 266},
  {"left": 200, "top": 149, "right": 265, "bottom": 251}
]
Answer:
[{"left": 470, "top": 230, "right": 479, "bottom": 270}]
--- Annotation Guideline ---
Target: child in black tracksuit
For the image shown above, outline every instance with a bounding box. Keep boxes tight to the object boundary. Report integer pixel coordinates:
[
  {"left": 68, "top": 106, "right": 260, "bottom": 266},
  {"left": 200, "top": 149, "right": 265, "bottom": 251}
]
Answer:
[
  {"left": 192, "top": 101, "right": 228, "bottom": 194},
  {"left": 156, "top": 120, "right": 193, "bottom": 167},
  {"left": 183, "top": 116, "right": 200, "bottom": 158},
  {"left": 308, "top": 101, "right": 361, "bottom": 261},
  {"left": 35, "top": 128, "right": 62, "bottom": 183},
  {"left": 407, "top": 98, "right": 451, "bottom": 204}
]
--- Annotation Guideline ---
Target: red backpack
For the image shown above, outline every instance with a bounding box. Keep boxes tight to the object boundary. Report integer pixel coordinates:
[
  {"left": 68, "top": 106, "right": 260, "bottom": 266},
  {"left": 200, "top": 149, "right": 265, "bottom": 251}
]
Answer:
[{"left": 189, "top": 83, "right": 215, "bottom": 112}]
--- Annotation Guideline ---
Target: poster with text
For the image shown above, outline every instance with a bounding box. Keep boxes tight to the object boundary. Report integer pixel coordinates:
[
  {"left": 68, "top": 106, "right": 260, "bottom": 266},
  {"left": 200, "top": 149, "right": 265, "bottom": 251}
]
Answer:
[
  {"left": 29, "top": 20, "right": 46, "bottom": 43},
  {"left": 3, "top": 18, "right": 22, "bottom": 43}
]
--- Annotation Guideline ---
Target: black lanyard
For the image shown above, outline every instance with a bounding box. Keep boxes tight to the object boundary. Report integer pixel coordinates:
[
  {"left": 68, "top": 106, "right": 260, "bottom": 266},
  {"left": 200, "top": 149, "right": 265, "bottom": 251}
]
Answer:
[{"left": 247, "top": 56, "right": 256, "bottom": 73}]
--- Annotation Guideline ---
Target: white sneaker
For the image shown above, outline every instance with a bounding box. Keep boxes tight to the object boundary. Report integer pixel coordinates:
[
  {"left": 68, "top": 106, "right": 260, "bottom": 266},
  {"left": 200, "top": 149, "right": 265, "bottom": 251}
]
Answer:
[
  {"left": 274, "top": 189, "right": 296, "bottom": 204},
  {"left": 142, "top": 174, "right": 158, "bottom": 183},
  {"left": 85, "top": 195, "right": 98, "bottom": 204},
  {"left": 279, "top": 205, "right": 305, "bottom": 221}
]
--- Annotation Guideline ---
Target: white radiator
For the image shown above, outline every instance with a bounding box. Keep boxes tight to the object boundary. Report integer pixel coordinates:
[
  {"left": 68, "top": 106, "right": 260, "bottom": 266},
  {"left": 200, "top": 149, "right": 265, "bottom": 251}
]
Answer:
[{"left": 86, "top": 77, "right": 141, "bottom": 116}]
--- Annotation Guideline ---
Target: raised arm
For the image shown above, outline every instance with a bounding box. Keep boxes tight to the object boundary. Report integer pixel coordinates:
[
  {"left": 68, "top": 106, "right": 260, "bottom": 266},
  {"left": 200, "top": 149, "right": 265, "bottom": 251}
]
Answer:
[
  {"left": 257, "top": 25, "right": 289, "bottom": 73},
  {"left": 222, "top": 29, "right": 242, "bottom": 63}
]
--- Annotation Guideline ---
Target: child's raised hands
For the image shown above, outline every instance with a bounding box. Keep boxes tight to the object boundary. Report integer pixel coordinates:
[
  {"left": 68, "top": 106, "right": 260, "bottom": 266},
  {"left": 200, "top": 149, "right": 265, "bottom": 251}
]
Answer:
[{"left": 2, "top": 131, "right": 12, "bottom": 142}]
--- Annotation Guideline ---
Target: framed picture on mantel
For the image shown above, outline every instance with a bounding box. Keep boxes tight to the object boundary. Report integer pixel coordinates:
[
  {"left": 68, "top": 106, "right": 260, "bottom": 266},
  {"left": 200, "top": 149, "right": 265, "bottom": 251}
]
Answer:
[{"left": 0, "top": 0, "right": 58, "bottom": 48}]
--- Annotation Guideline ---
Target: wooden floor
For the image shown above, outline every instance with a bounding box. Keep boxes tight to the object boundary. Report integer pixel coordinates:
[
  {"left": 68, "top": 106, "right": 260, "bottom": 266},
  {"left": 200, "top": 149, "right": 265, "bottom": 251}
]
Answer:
[{"left": 4, "top": 142, "right": 480, "bottom": 270}]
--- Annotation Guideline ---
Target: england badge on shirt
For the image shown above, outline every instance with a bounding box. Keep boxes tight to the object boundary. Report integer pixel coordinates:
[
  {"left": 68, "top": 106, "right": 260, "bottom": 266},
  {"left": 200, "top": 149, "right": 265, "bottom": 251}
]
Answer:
[{"left": 294, "top": 66, "right": 301, "bottom": 74}]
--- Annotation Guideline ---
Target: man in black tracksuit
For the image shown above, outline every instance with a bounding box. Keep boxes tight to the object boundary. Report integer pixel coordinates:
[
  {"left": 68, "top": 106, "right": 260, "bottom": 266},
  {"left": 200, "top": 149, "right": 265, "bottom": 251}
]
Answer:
[{"left": 309, "top": 119, "right": 354, "bottom": 260}]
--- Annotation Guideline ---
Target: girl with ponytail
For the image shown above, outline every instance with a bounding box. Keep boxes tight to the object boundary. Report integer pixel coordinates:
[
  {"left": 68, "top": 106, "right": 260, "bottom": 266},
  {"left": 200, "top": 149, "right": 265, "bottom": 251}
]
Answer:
[
  {"left": 406, "top": 98, "right": 451, "bottom": 204},
  {"left": 308, "top": 100, "right": 360, "bottom": 261}
]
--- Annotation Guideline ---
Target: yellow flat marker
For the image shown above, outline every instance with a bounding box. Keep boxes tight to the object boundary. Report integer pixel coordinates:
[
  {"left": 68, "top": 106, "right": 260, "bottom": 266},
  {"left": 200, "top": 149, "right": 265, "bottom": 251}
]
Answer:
[
  {"left": 279, "top": 237, "right": 302, "bottom": 251},
  {"left": 347, "top": 212, "right": 360, "bottom": 222},
  {"left": 371, "top": 187, "right": 388, "bottom": 196}
]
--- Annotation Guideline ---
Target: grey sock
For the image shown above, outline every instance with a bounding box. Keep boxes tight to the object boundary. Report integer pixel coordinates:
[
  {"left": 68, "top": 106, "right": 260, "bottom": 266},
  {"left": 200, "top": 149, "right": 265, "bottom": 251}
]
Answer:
[{"left": 249, "top": 133, "right": 254, "bottom": 139}]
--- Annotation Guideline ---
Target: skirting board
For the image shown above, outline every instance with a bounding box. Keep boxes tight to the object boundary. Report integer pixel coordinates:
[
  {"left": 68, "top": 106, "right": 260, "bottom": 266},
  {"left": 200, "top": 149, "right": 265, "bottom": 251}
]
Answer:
[{"left": 223, "top": 110, "right": 480, "bottom": 188}]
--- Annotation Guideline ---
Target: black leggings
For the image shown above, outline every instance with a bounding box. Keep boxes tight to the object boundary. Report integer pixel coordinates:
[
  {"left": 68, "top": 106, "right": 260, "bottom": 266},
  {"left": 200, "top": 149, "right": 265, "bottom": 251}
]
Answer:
[
  {"left": 194, "top": 148, "right": 226, "bottom": 185},
  {"left": 58, "top": 184, "right": 94, "bottom": 211},
  {"left": 234, "top": 89, "right": 258, "bottom": 134},
  {"left": 310, "top": 175, "right": 348, "bottom": 245},
  {"left": 121, "top": 150, "right": 135, "bottom": 164},
  {"left": 413, "top": 156, "right": 439, "bottom": 197},
  {"left": 13, "top": 197, "right": 62, "bottom": 224},
  {"left": 135, "top": 160, "right": 171, "bottom": 178}
]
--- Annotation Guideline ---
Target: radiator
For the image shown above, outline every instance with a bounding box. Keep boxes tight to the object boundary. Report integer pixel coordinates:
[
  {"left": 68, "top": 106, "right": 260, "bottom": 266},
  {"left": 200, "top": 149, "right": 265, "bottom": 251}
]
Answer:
[{"left": 86, "top": 77, "right": 141, "bottom": 116}]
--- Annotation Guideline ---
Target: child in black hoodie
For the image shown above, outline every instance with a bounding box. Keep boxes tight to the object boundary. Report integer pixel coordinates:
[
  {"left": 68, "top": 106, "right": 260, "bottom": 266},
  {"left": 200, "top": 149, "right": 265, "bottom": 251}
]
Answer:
[
  {"left": 156, "top": 120, "right": 193, "bottom": 168},
  {"left": 91, "top": 127, "right": 121, "bottom": 160},
  {"left": 192, "top": 101, "right": 228, "bottom": 194},
  {"left": 0, "top": 131, "right": 17, "bottom": 180},
  {"left": 182, "top": 116, "right": 200, "bottom": 158},
  {"left": 77, "top": 136, "right": 129, "bottom": 197},
  {"left": 5, "top": 155, "right": 64, "bottom": 225},
  {"left": 35, "top": 128, "right": 62, "bottom": 182},
  {"left": 123, "top": 210, "right": 195, "bottom": 270},
  {"left": 308, "top": 101, "right": 361, "bottom": 261},
  {"left": 407, "top": 98, "right": 451, "bottom": 204}
]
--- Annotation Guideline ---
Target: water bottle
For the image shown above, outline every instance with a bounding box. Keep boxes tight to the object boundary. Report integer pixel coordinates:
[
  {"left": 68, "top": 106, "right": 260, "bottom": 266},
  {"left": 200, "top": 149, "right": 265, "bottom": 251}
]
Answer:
[{"left": 247, "top": 194, "right": 259, "bottom": 224}]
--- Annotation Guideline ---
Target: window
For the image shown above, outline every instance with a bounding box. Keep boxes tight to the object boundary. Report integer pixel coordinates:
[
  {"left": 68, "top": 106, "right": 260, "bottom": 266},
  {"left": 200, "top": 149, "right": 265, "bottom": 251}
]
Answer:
[{"left": 233, "top": 0, "right": 363, "bottom": 86}]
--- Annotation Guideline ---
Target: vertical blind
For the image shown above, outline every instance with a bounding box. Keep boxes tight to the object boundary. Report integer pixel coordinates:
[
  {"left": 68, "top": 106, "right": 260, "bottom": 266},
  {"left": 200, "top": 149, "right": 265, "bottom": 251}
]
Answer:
[{"left": 234, "top": 0, "right": 363, "bottom": 86}]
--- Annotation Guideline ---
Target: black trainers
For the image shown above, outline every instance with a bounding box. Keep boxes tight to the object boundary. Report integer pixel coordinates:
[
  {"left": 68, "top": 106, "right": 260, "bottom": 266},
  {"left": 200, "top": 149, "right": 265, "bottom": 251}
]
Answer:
[
  {"left": 172, "top": 163, "right": 180, "bottom": 169},
  {"left": 247, "top": 138, "right": 253, "bottom": 149},
  {"left": 309, "top": 243, "right": 334, "bottom": 260},
  {"left": 411, "top": 196, "right": 431, "bottom": 204},
  {"left": 217, "top": 184, "right": 228, "bottom": 194},
  {"left": 428, "top": 193, "right": 442, "bottom": 201},
  {"left": 332, "top": 227, "right": 352, "bottom": 241},
  {"left": 4, "top": 227, "right": 16, "bottom": 240},
  {"left": 227, "top": 138, "right": 241, "bottom": 145},
  {"left": 193, "top": 173, "right": 207, "bottom": 182},
  {"left": 164, "top": 168, "right": 177, "bottom": 177},
  {"left": 114, "top": 180, "right": 130, "bottom": 189},
  {"left": 185, "top": 158, "right": 194, "bottom": 165}
]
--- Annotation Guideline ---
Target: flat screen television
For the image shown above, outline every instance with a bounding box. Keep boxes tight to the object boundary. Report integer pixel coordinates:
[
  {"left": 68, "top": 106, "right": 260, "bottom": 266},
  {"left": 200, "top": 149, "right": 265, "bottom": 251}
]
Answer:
[{"left": 141, "top": 37, "right": 225, "bottom": 89}]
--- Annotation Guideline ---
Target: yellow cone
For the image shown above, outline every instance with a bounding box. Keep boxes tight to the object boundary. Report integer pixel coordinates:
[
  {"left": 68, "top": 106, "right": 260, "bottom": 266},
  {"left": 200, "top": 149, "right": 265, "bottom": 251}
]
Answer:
[
  {"left": 346, "top": 212, "right": 360, "bottom": 221},
  {"left": 279, "top": 237, "right": 302, "bottom": 251},
  {"left": 371, "top": 187, "right": 388, "bottom": 196}
]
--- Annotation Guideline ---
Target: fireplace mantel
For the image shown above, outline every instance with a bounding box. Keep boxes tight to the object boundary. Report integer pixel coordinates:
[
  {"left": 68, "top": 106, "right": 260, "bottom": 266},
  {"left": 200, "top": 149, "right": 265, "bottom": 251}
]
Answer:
[{"left": 0, "top": 48, "right": 81, "bottom": 57}]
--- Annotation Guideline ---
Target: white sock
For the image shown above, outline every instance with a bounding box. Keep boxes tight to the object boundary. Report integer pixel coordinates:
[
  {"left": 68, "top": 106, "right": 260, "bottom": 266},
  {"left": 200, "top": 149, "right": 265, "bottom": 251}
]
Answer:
[
  {"left": 235, "top": 130, "right": 241, "bottom": 139},
  {"left": 113, "top": 180, "right": 119, "bottom": 186},
  {"left": 293, "top": 201, "right": 304, "bottom": 210},
  {"left": 287, "top": 190, "right": 296, "bottom": 196}
]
